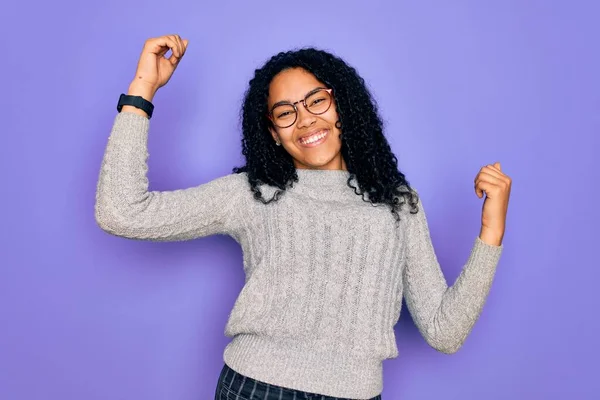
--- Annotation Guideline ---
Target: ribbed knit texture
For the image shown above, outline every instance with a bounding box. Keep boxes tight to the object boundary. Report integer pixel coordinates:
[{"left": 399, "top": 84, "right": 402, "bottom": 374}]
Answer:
[{"left": 95, "top": 112, "right": 503, "bottom": 399}]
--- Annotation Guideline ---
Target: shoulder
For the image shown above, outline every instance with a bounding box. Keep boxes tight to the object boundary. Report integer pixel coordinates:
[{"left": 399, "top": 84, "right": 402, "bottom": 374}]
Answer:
[
  {"left": 395, "top": 184, "right": 421, "bottom": 215},
  {"left": 212, "top": 171, "right": 249, "bottom": 187},
  {"left": 193, "top": 172, "right": 252, "bottom": 201}
]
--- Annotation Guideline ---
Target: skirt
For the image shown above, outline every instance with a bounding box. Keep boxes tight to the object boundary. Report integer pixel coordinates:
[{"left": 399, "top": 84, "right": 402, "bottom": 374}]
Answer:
[{"left": 215, "top": 363, "right": 382, "bottom": 400}]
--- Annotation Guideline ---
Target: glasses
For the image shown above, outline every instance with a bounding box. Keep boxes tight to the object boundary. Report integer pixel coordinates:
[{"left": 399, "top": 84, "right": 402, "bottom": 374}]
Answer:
[{"left": 268, "top": 88, "right": 333, "bottom": 128}]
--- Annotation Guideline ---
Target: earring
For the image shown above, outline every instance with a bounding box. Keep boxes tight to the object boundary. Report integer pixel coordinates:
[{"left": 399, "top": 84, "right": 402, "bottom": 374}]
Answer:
[
  {"left": 335, "top": 120, "right": 342, "bottom": 129},
  {"left": 275, "top": 141, "right": 281, "bottom": 146}
]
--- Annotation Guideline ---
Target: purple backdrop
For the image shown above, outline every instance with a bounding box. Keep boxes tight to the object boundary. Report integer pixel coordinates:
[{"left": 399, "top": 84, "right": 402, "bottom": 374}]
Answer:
[{"left": 2, "top": 1, "right": 598, "bottom": 399}]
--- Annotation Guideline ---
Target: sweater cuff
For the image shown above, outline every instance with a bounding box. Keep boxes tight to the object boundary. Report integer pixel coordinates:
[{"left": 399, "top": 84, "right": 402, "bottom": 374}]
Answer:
[
  {"left": 468, "top": 236, "right": 503, "bottom": 273},
  {"left": 113, "top": 111, "right": 150, "bottom": 135}
]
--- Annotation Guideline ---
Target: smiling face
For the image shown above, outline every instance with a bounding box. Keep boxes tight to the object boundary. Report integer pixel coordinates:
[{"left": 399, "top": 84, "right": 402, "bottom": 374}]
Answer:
[{"left": 268, "top": 68, "right": 346, "bottom": 170}]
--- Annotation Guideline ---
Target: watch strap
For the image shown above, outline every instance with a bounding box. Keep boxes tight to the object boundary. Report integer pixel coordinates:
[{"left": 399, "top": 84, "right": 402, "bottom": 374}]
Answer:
[{"left": 117, "top": 94, "right": 155, "bottom": 119}]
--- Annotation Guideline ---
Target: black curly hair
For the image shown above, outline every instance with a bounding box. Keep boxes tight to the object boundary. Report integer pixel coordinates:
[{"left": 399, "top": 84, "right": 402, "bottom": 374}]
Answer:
[{"left": 232, "top": 47, "right": 419, "bottom": 222}]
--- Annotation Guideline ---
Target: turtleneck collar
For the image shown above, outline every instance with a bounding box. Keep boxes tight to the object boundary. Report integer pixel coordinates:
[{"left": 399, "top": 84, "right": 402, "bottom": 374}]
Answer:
[
  {"left": 251, "top": 168, "right": 359, "bottom": 202},
  {"left": 294, "top": 168, "right": 354, "bottom": 188}
]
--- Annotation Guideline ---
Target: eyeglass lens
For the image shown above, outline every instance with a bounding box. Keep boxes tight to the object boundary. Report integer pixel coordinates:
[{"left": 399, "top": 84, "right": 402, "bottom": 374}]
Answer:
[{"left": 271, "top": 89, "right": 331, "bottom": 128}]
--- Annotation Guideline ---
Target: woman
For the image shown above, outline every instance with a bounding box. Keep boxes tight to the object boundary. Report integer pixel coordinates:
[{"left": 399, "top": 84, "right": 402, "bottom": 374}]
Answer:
[{"left": 96, "top": 34, "right": 512, "bottom": 400}]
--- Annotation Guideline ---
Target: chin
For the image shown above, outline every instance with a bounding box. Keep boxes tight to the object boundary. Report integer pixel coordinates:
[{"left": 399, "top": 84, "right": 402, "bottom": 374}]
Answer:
[
  {"left": 288, "top": 140, "right": 343, "bottom": 169},
  {"left": 296, "top": 155, "right": 342, "bottom": 170}
]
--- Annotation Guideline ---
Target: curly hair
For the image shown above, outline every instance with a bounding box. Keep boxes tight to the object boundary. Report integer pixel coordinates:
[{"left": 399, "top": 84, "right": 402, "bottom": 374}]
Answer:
[{"left": 232, "top": 47, "right": 419, "bottom": 222}]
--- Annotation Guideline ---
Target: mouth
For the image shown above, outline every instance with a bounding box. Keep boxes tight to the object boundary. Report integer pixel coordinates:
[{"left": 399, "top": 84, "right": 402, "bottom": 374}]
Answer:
[{"left": 297, "top": 129, "right": 329, "bottom": 147}]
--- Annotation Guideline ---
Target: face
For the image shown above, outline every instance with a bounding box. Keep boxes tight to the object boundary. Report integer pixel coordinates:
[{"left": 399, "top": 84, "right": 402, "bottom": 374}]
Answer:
[{"left": 268, "top": 68, "right": 346, "bottom": 170}]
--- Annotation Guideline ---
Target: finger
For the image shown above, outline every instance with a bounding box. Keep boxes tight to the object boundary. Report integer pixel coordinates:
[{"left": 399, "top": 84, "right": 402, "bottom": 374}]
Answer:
[
  {"left": 172, "top": 35, "right": 181, "bottom": 56},
  {"left": 475, "top": 180, "right": 496, "bottom": 199},
  {"left": 489, "top": 165, "right": 511, "bottom": 188},
  {"left": 174, "top": 35, "right": 185, "bottom": 57},
  {"left": 160, "top": 39, "right": 178, "bottom": 61},
  {"left": 479, "top": 165, "right": 511, "bottom": 186},
  {"left": 475, "top": 180, "right": 484, "bottom": 198},
  {"left": 183, "top": 38, "right": 189, "bottom": 52},
  {"left": 164, "top": 36, "right": 182, "bottom": 66},
  {"left": 170, "top": 35, "right": 186, "bottom": 66},
  {"left": 166, "top": 35, "right": 179, "bottom": 61},
  {"left": 156, "top": 35, "right": 179, "bottom": 61},
  {"left": 168, "top": 52, "right": 179, "bottom": 66},
  {"left": 479, "top": 164, "right": 504, "bottom": 178},
  {"left": 171, "top": 35, "right": 183, "bottom": 59},
  {"left": 178, "top": 36, "right": 187, "bottom": 58},
  {"left": 157, "top": 45, "right": 169, "bottom": 58},
  {"left": 479, "top": 170, "right": 504, "bottom": 184},
  {"left": 475, "top": 175, "right": 505, "bottom": 197},
  {"left": 476, "top": 174, "right": 507, "bottom": 197},
  {"left": 148, "top": 36, "right": 179, "bottom": 57},
  {"left": 474, "top": 169, "right": 504, "bottom": 187},
  {"left": 487, "top": 163, "right": 506, "bottom": 177}
]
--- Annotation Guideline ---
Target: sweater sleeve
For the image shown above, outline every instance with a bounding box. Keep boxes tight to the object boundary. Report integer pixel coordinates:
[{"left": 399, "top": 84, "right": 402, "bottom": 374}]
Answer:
[
  {"left": 402, "top": 194, "right": 503, "bottom": 354},
  {"left": 94, "top": 112, "right": 246, "bottom": 241}
]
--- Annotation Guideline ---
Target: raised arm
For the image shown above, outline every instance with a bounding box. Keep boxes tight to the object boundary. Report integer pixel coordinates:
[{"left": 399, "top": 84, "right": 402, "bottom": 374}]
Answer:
[
  {"left": 402, "top": 196, "right": 504, "bottom": 354},
  {"left": 95, "top": 35, "right": 247, "bottom": 241},
  {"left": 95, "top": 112, "right": 246, "bottom": 241}
]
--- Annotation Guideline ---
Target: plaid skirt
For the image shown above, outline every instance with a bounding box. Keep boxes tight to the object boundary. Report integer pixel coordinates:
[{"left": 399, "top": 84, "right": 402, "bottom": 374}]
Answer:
[{"left": 215, "top": 363, "right": 382, "bottom": 400}]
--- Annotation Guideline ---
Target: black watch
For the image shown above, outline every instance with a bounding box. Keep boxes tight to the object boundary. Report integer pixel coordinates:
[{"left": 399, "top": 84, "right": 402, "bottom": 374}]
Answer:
[{"left": 117, "top": 93, "right": 154, "bottom": 119}]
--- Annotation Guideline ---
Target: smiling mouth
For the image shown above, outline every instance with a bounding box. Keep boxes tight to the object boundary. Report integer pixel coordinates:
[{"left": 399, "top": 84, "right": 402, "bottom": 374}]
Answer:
[{"left": 298, "top": 130, "right": 329, "bottom": 147}]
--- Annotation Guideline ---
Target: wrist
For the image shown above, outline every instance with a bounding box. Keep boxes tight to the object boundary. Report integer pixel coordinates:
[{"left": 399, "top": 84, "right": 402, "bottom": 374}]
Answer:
[
  {"left": 127, "top": 82, "right": 157, "bottom": 102},
  {"left": 120, "top": 83, "right": 156, "bottom": 118},
  {"left": 479, "top": 226, "right": 504, "bottom": 246}
]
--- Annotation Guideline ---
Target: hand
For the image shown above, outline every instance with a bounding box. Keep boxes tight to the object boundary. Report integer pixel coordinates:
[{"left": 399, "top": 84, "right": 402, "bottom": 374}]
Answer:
[
  {"left": 474, "top": 162, "right": 512, "bottom": 245},
  {"left": 130, "top": 34, "right": 189, "bottom": 97}
]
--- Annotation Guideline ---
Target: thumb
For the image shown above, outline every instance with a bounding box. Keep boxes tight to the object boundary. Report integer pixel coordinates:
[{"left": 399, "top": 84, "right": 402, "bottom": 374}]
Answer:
[
  {"left": 183, "top": 39, "right": 189, "bottom": 49},
  {"left": 494, "top": 161, "right": 501, "bottom": 171}
]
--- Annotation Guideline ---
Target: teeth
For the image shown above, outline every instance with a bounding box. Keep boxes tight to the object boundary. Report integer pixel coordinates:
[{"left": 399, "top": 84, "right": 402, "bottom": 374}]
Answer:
[{"left": 300, "top": 131, "right": 327, "bottom": 145}]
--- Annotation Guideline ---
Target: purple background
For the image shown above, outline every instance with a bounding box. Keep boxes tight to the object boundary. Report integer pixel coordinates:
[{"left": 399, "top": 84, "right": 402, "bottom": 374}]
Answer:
[{"left": 2, "top": 1, "right": 598, "bottom": 399}]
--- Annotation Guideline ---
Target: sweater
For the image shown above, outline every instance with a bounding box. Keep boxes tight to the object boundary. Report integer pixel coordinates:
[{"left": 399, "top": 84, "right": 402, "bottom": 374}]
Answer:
[{"left": 95, "top": 112, "right": 503, "bottom": 399}]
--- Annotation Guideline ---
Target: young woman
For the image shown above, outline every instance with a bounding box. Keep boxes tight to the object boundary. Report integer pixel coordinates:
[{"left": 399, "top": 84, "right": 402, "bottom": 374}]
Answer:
[{"left": 95, "top": 34, "right": 512, "bottom": 400}]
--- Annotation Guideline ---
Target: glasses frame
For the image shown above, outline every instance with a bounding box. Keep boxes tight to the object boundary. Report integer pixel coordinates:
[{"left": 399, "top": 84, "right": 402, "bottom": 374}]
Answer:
[{"left": 268, "top": 88, "right": 334, "bottom": 128}]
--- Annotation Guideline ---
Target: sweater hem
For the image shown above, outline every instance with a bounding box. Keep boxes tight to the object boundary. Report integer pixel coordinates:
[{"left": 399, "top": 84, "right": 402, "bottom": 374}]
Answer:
[{"left": 223, "top": 334, "right": 383, "bottom": 399}]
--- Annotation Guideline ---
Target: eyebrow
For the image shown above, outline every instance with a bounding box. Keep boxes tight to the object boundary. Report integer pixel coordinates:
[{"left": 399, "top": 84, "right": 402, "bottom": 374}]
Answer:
[{"left": 270, "top": 86, "right": 327, "bottom": 109}]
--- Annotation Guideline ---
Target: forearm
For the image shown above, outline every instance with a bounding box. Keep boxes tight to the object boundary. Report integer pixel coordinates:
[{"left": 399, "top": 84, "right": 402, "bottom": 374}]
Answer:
[
  {"left": 95, "top": 110, "right": 154, "bottom": 234},
  {"left": 479, "top": 226, "right": 504, "bottom": 246},
  {"left": 422, "top": 238, "right": 502, "bottom": 353}
]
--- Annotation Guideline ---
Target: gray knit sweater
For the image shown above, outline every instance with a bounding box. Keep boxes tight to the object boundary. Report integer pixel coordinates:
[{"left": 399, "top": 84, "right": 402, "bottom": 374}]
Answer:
[{"left": 95, "top": 112, "right": 503, "bottom": 399}]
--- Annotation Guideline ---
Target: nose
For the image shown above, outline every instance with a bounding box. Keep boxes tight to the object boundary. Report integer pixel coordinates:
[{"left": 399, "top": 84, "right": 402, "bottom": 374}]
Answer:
[{"left": 296, "top": 104, "right": 316, "bottom": 128}]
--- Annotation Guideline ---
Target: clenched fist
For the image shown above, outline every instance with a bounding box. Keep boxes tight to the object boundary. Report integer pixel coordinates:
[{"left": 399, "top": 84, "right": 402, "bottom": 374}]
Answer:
[{"left": 475, "top": 162, "right": 512, "bottom": 246}]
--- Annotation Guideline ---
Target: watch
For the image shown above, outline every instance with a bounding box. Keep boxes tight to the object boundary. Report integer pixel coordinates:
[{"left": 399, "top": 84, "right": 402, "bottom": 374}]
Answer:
[{"left": 117, "top": 93, "right": 154, "bottom": 119}]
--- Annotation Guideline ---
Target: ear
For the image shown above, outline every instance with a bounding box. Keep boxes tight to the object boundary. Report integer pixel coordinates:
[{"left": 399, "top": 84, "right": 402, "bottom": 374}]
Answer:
[{"left": 268, "top": 126, "right": 280, "bottom": 144}]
